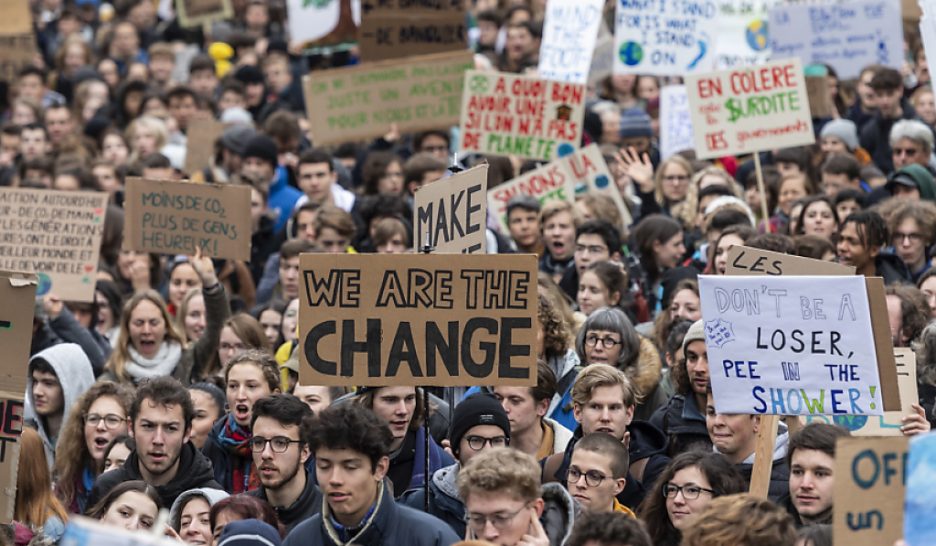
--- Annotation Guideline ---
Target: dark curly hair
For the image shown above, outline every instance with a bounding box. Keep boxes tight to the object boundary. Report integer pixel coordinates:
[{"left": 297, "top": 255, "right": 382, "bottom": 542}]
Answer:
[
  {"left": 567, "top": 511, "right": 652, "bottom": 546},
  {"left": 538, "top": 292, "right": 570, "bottom": 359},
  {"left": 304, "top": 403, "right": 392, "bottom": 471}
]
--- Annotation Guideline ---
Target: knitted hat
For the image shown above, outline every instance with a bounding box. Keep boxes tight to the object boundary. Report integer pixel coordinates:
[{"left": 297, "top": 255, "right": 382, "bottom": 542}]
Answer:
[
  {"left": 449, "top": 393, "right": 510, "bottom": 457},
  {"left": 220, "top": 107, "right": 255, "bottom": 127},
  {"left": 217, "top": 519, "right": 282, "bottom": 546},
  {"left": 220, "top": 125, "right": 256, "bottom": 155},
  {"left": 619, "top": 108, "right": 653, "bottom": 139},
  {"left": 819, "top": 119, "right": 859, "bottom": 151},
  {"left": 243, "top": 134, "right": 278, "bottom": 167},
  {"left": 681, "top": 319, "right": 705, "bottom": 355}
]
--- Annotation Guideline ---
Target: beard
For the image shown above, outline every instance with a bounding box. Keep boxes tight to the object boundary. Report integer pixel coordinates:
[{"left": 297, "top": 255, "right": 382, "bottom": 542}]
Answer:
[{"left": 261, "top": 461, "right": 302, "bottom": 490}]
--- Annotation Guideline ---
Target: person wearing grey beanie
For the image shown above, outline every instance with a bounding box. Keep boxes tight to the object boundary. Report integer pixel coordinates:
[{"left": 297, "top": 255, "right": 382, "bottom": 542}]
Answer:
[{"left": 819, "top": 119, "right": 859, "bottom": 153}]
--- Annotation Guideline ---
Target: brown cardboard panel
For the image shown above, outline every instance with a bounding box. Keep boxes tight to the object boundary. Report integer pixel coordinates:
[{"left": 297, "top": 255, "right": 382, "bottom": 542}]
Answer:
[
  {"left": 866, "top": 278, "right": 900, "bottom": 411},
  {"left": 806, "top": 75, "right": 834, "bottom": 118},
  {"left": 176, "top": 0, "right": 233, "bottom": 28},
  {"left": 0, "top": 396, "right": 24, "bottom": 524},
  {"left": 184, "top": 118, "right": 225, "bottom": 176},
  {"left": 0, "top": 0, "right": 31, "bottom": 35},
  {"left": 359, "top": 12, "right": 466, "bottom": 62},
  {"left": 413, "top": 164, "right": 488, "bottom": 254},
  {"left": 725, "top": 245, "right": 855, "bottom": 276}
]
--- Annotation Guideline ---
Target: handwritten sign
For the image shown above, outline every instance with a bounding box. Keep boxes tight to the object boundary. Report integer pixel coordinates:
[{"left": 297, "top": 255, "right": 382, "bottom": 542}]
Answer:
[
  {"left": 698, "top": 275, "right": 883, "bottom": 416},
  {"left": 834, "top": 436, "right": 907, "bottom": 546},
  {"left": 303, "top": 50, "right": 472, "bottom": 146},
  {"left": 0, "top": 189, "right": 107, "bottom": 302},
  {"left": 123, "top": 178, "right": 251, "bottom": 261},
  {"left": 685, "top": 58, "right": 814, "bottom": 160},
  {"left": 660, "top": 85, "right": 695, "bottom": 159},
  {"left": 175, "top": 0, "right": 232, "bottom": 27},
  {"left": 768, "top": 1, "right": 902, "bottom": 79},
  {"left": 0, "top": 397, "right": 23, "bottom": 524},
  {"left": 459, "top": 70, "right": 585, "bottom": 161},
  {"left": 0, "top": 0, "right": 36, "bottom": 85},
  {"left": 806, "top": 348, "right": 917, "bottom": 436},
  {"left": 184, "top": 118, "right": 224, "bottom": 176},
  {"left": 713, "top": 0, "right": 776, "bottom": 68},
  {"left": 726, "top": 245, "right": 854, "bottom": 277},
  {"left": 358, "top": 0, "right": 465, "bottom": 61},
  {"left": 298, "top": 254, "right": 538, "bottom": 387},
  {"left": 613, "top": 0, "right": 718, "bottom": 75},
  {"left": 286, "top": 0, "right": 359, "bottom": 52},
  {"left": 538, "top": 0, "right": 604, "bottom": 84},
  {"left": 63, "top": 516, "right": 182, "bottom": 546},
  {"left": 414, "top": 164, "right": 488, "bottom": 254}
]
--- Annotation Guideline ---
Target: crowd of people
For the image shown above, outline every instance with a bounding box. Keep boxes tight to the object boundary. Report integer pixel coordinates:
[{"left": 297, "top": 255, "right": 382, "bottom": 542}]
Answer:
[{"left": 6, "top": 0, "right": 936, "bottom": 545}]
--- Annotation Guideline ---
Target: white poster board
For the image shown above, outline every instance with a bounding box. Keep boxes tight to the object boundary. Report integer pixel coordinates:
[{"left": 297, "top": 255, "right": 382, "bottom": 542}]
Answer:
[
  {"left": 660, "top": 85, "right": 695, "bottom": 159},
  {"left": 614, "top": 0, "right": 718, "bottom": 75},
  {"left": 538, "top": 0, "right": 604, "bottom": 84},
  {"left": 713, "top": 0, "right": 777, "bottom": 68}
]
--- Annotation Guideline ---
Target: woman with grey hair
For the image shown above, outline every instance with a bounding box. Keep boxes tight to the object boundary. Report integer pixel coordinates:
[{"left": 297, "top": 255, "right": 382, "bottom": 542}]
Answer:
[{"left": 575, "top": 306, "right": 667, "bottom": 420}]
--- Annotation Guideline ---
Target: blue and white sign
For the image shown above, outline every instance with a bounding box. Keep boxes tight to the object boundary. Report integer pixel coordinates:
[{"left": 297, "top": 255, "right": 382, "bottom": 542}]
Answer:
[
  {"left": 614, "top": 0, "right": 719, "bottom": 76},
  {"left": 713, "top": 0, "right": 777, "bottom": 69},
  {"left": 659, "top": 85, "right": 695, "bottom": 159}
]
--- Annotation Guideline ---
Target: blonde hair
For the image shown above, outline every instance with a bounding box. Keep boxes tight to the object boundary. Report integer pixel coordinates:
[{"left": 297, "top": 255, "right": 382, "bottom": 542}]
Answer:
[
  {"left": 125, "top": 115, "right": 169, "bottom": 161},
  {"left": 540, "top": 200, "right": 580, "bottom": 228},
  {"left": 571, "top": 363, "right": 637, "bottom": 407},
  {"left": 654, "top": 155, "right": 697, "bottom": 228},
  {"left": 457, "top": 447, "right": 541, "bottom": 503},
  {"left": 680, "top": 494, "right": 796, "bottom": 546}
]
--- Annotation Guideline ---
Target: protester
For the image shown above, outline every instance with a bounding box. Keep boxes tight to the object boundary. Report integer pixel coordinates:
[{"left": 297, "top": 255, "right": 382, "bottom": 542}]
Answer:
[
  {"left": 786, "top": 423, "right": 850, "bottom": 527},
  {"left": 566, "top": 511, "right": 652, "bottom": 546},
  {"left": 170, "top": 488, "right": 231, "bottom": 546},
  {"left": 14, "top": 428, "right": 68, "bottom": 545},
  {"left": 492, "top": 360, "right": 573, "bottom": 459},
  {"left": 87, "top": 480, "right": 162, "bottom": 532},
  {"left": 680, "top": 494, "right": 797, "bottom": 546}
]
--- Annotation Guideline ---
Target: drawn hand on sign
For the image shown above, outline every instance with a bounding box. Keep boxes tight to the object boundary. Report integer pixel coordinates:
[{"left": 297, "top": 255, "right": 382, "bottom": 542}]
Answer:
[
  {"left": 901, "top": 403, "right": 931, "bottom": 437},
  {"left": 616, "top": 147, "right": 654, "bottom": 193}
]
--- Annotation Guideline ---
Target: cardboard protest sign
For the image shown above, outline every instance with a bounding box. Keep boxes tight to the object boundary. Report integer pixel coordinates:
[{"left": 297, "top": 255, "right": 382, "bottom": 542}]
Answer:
[
  {"left": 0, "top": 0, "right": 37, "bottom": 84},
  {"left": 175, "top": 0, "right": 232, "bottom": 27},
  {"left": 834, "top": 436, "right": 908, "bottom": 546},
  {"left": 537, "top": 0, "right": 604, "bottom": 84},
  {"left": 286, "top": 0, "right": 359, "bottom": 52},
  {"left": 0, "top": 189, "right": 107, "bottom": 302},
  {"left": 685, "top": 58, "right": 815, "bottom": 160},
  {"left": 906, "top": 434, "right": 936, "bottom": 546},
  {"left": 769, "top": 1, "right": 903, "bottom": 79},
  {"left": 414, "top": 164, "right": 488, "bottom": 254},
  {"left": 712, "top": 0, "right": 776, "bottom": 69},
  {"left": 571, "top": 145, "right": 633, "bottom": 228},
  {"left": 806, "top": 75, "right": 834, "bottom": 118},
  {"left": 303, "top": 50, "right": 472, "bottom": 146},
  {"left": 613, "top": 0, "right": 718, "bottom": 75},
  {"left": 358, "top": 0, "right": 465, "bottom": 62},
  {"left": 298, "top": 254, "right": 538, "bottom": 387},
  {"left": 805, "top": 348, "right": 918, "bottom": 436},
  {"left": 183, "top": 118, "right": 224, "bottom": 176},
  {"left": 0, "top": 395, "right": 23, "bottom": 523},
  {"left": 123, "top": 178, "right": 251, "bottom": 261},
  {"left": 660, "top": 85, "right": 695, "bottom": 160},
  {"left": 460, "top": 70, "right": 585, "bottom": 161},
  {"left": 905, "top": 0, "right": 923, "bottom": 21},
  {"left": 698, "top": 274, "right": 883, "bottom": 416},
  {"left": 726, "top": 245, "right": 854, "bottom": 277}
]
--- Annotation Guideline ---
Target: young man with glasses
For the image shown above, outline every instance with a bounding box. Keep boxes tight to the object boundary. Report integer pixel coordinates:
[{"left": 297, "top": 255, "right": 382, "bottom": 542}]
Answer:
[
  {"left": 282, "top": 404, "right": 458, "bottom": 546},
  {"left": 401, "top": 393, "right": 512, "bottom": 537},
  {"left": 459, "top": 447, "right": 574, "bottom": 546},
  {"left": 565, "top": 433, "right": 633, "bottom": 515},
  {"left": 493, "top": 361, "right": 573, "bottom": 458},
  {"left": 247, "top": 393, "right": 322, "bottom": 532}
]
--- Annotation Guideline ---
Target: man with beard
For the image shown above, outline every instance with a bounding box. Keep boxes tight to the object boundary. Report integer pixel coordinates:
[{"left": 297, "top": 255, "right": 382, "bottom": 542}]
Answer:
[
  {"left": 90, "top": 377, "right": 221, "bottom": 508},
  {"left": 248, "top": 394, "right": 322, "bottom": 532}
]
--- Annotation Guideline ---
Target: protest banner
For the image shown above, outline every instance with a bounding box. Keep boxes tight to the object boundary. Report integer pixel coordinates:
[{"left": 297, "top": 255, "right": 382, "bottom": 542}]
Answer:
[
  {"left": 805, "top": 348, "right": 918, "bottom": 436},
  {"left": 905, "top": 0, "right": 922, "bottom": 20},
  {"left": 921, "top": 1, "right": 936, "bottom": 83},
  {"left": 488, "top": 144, "right": 614, "bottom": 233},
  {"left": 685, "top": 58, "right": 814, "bottom": 160},
  {"left": 358, "top": 0, "right": 465, "bottom": 62},
  {"left": 0, "top": 0, "right": 37, "bottom": 84},
  {"left": 303, "top": 50, "right": 472, "bottom": 146},
  {"left": 906, "top": 434, "right": 936, "bottom": 546},
  {"left": 588, "top": 32, "right": 615, "bottom": 88},
  {"left": 806, "top": 75, "right": 835, "bottom": 118},
  {"left": 613, "top": 0, "right": 718, "bottom": 76},
  {"left": 175, "top": 0, "right": 232, "bottom": 27},
  {"left": 699, "top": 274, "right": 883, "bottom": 416},
  {"left": 768, "top": 0, "right": 903, "bottom": 79},
  {"left": 123, "top": 178, "right": 252, "bottom": 261},
  {"left": 0, "top": 189, "right": 107, "bottom": 302},
  {"left": 712, "top": 0, "right": 776, "bottom": 69},
  {"left": 183, "top": 118, "right": 224, "bottom": 176},
  {"left": 460, "top": 70, "right": 585, "bottom": 161},
  {"left": 834, "top": 436, "right": 908, "bottom": 546},
  {"left": 62, "top": 516, "right": 180, "bottom": 546},
  {"left": 297, "top": 254, "right": 538, "bottom": 387},
  {"left": 726, "top": 245, "right": 855, "bottom": 277},
  {"left": 286, "top": 0, "right": 358, "bottom": 52},
  {"left": 660, "top": 85, "right": 695, "bottom": 160},
  {"left": 414, "top": 164, "right": 488, "bottom": 254},
  {"left": 537, "top": 0, "right": 604, "bottom": 84}
]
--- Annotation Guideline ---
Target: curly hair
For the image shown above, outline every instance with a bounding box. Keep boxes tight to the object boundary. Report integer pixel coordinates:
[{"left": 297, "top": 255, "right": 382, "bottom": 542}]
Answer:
[
  {"left": 680, "top": 494, "right": 797, "bottom": 546},
  {"left": 538, "top": 292, "right": 571, "bottom": 359},
  {"left": 304, "top": 403, "right": 393, "bottom": 470},
  {"left": 457, "top": 447, "right": 541, "bottom": 504},
  {"left": 567, "top": 511, "right": 651, "bottom": 546},
  {"left": 225, "top": 349, "right": 281, "bottom": 393},
  {"left": 885, "top": 285, "right": 931, "bottom": 347}
]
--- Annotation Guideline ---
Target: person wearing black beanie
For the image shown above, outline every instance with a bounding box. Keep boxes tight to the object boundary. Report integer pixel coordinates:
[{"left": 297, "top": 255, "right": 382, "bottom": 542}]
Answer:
[{"left": 400, "top": 394, "right": 511, "bottom": 537}]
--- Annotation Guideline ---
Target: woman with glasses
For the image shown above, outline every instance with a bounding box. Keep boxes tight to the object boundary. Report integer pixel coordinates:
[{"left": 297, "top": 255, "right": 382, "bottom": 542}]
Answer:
[
  {"left": 203, "top": 350, "right": 281, "bottom": 493},
  {"left": 575, "top": 307, "right": 666, "bottom": 421},
  {"left": 53, "top": 381, "right": 134, "bottom": 514},
  {"left": 638, "top": 451, "right": 746, "bottom": 546}
]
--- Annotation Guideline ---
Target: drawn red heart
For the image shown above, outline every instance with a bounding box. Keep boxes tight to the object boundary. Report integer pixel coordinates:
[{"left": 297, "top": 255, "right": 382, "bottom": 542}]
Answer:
[
  {"left": 93, "top": 208, "right": 104, "bottom": 216},
  {"left": 84, "top": 264, "right": 95, "bottom": 273}
]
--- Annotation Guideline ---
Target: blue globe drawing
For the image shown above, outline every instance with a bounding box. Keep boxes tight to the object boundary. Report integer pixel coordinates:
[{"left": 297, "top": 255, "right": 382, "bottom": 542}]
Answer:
[
  {"left": 619, "top": 41, "right": 644, "bottom": 66},
  {"left": 36, "top": 272, "right": 52, "bottom": 296},
  {"left": 594, "top": 175, "right": 610, "bottom": 189},
  {"left": 557, "top": 143, "right": 575, "bottom": 158},
  {"left": 745, "top": 20, "right": 769, "bottom": 52},
  {"left": 832, "top": 414, "right": 869, "bottom": 431}
]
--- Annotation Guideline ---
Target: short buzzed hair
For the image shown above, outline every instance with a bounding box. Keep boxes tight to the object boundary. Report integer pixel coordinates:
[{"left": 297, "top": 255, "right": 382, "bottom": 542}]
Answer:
[{"left": 575, "top": 432, "right": 630, "bottom": 478}]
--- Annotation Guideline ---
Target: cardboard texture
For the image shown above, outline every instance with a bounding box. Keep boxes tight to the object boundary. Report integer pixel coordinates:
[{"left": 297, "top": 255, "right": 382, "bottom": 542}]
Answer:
[
  {"left": 905, "top": 0, "right": 923, "bottom": 20},
  {"left": 685, "top": 58, "right": 815, "bottom": 160},
  {"left": 297, "top": 254, "right": 539, "bottom": 387},
  {"left": 0, "top": 396, "right": 23, "bottom": 524},
  {"left": 866, "top": 278, "right": 900, "bottom": 411},
  {"left": 413, "top": 164, "right": 488, "bottom": 254},
  {"left": 834, "top": 436, "right": 908, "bottom": 546},
  {"left": 806, "top": 75, "right": 835, "bottom": 118},
  {"left": 0, "top": 188, "right": 107, "bottom": 302},
  {"left": 184, "top": 118, "right": 225, "bottom": 176},
  {"left": 804, "top": 348, "right": 918, "bottom": 436},
  {"left": 0, "top": 0, "right": 31, "bottom": 36},
  {"left": 459, "top": 70, "right": 586, "bottom": 161},
  {"left": 123, "top": 178, "right": 252, "bottom": 261},
  {"left": 175, "top": 0, "right": 232, "bottom": 28},
  {"left": 287, "top": 0, "right": 358, "bottom": 51},
  {"left": 358, "top": 0, "right": 465, "bottom": 62},
  {"left": 303, "top": 50, "right": 473, "bottom": 146},
  {"left": 0, "top": 0, "right": 37, "bottom": 86}
]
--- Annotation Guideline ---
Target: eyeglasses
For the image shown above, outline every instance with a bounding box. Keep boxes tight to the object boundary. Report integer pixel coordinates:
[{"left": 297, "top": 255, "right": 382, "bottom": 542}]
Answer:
[
  {"left": 249, "top": 436, "right": 303, "bottom": 453},
  {"left": 85, "top": 413, "right": 126, "bottom": 429},
  {"left": 465, "top": 435, "right": 509, "bottom": 451},
  {"left": 566, "top": 466, "right": 607, "bottom": 487},
  {"left": 662, "top": 483, "right": 715, "bottom": 500},
  {"left": 893, "top": 231, "right": 925, "bottom": 244},
  {"left": 465, "top": 503, "right": 529, "bottom": 530},
  {"left": 575, "top": 244, "right": 608, "bottom": 255},
  {"left": 585, "top": 334, "right": 623, "bottom": 348}
]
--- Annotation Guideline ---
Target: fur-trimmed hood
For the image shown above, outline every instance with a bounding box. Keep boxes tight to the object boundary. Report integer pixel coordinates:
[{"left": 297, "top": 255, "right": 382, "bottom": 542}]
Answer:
[{"left": 623, "top": 336, "right": 663, "bottom": 401}]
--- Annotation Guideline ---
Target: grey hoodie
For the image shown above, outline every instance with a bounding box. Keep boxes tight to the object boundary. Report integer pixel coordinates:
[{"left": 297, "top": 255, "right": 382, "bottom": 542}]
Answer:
[
  {"left": 24, "top": 343, "right": 95, "bottom": 471},
  {"left": 169, "top": 487, "right": 231, "bottom": 531}
]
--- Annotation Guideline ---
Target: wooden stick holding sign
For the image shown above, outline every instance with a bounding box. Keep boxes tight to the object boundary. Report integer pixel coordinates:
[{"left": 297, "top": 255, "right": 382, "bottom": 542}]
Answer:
[{"left": 752, "top": 153, "right": 771, "bottom": 233}]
